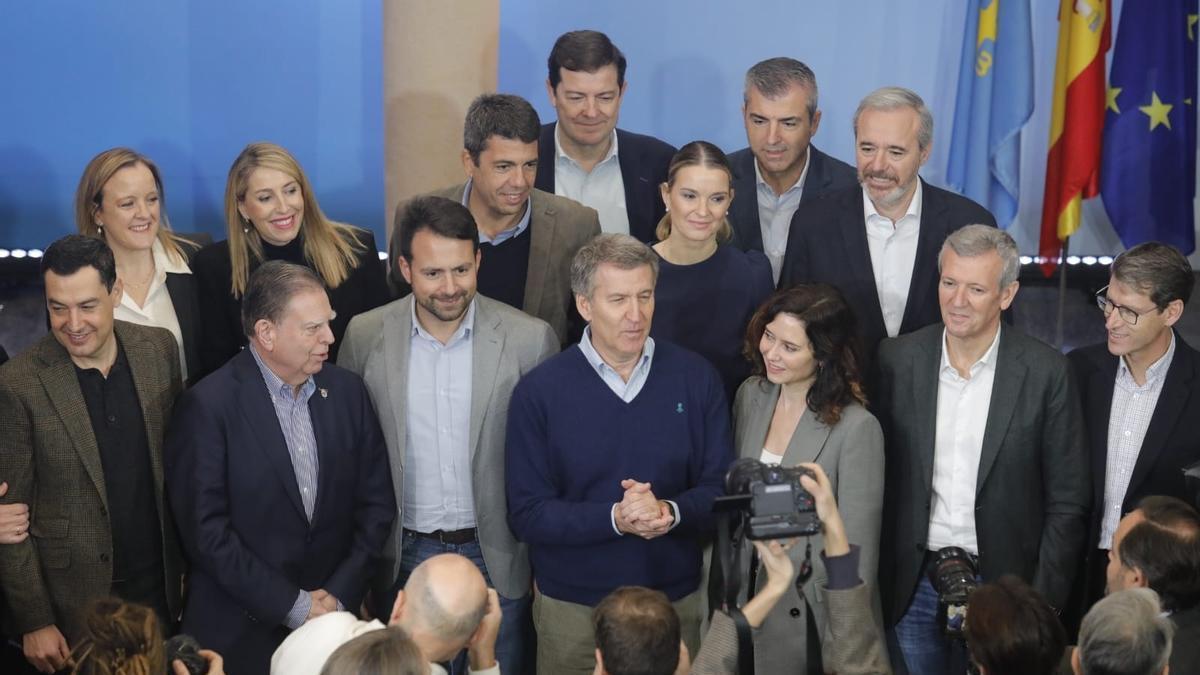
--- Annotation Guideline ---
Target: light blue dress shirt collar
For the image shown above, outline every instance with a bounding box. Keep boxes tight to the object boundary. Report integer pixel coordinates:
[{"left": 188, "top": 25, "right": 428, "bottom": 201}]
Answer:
[{"left": 578, "top": 326, "right": 655, "bottom": 402}]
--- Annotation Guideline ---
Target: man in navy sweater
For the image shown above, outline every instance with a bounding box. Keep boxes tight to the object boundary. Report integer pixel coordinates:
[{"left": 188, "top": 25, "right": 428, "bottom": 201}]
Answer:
[{"left": 506, "top": 234, "right": 732, "bottom": 675}]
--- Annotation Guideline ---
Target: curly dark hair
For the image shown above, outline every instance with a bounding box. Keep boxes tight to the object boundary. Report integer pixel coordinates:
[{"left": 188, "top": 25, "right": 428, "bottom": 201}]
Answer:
[{"left": 743, "top": 284, "right": 866, "bottom": 425}]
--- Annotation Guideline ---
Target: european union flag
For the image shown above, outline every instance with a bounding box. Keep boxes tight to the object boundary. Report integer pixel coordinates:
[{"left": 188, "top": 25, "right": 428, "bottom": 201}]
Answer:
[
  {"left": 1100, "top": 1, "right": 1198, "bottom": 253},
  {"left": 947, "top": 0, "right": 1034, "bottom": 228}
]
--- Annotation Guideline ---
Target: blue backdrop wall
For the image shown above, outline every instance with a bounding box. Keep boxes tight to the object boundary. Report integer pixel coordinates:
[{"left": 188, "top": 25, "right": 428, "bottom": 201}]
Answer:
[{"left": 0, "top": 0, "right": 383, "bottom": 249}]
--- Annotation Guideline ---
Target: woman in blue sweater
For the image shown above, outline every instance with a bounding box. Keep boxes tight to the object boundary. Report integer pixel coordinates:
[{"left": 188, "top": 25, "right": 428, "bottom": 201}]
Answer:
[{"left": 649, "top": 141, "right": 774, "bottom": 402}]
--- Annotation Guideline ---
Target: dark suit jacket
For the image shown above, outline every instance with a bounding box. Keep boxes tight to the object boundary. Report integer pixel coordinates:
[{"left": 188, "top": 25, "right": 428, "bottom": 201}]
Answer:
[
  {"left": 535, "top": 123, "right": 675, "bottom": 243},
  {"left": 779, "top": 180, "right": 997, "bottom": 359},
  {"left": 726, "top": 144, "right": 858, "bottom": 253},
  {"left": 166, "top": 349, "right": 395, "bottom": 674},
  {"left": 875, "top": 323, "right": 1089, "bottom": 625},
  {"left": 0, "top": 322, "right": 184, "bottom": 643},
  {"left": 1171, "top": 603, "right": 1200, "bottom": 674},
  {"left": 168, "top": 232, "right": 210, "bottom": 385},
  {"left": 391, "top": 184, "right": 600, "bottom": 345},
  {"left": 1069, "top": 334, "right": 1200, "bottom": 549}
]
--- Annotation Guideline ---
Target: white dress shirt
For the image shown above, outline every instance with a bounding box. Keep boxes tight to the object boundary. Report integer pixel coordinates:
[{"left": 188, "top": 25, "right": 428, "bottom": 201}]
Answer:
[
  {"left": 927, "top": 326, "right": 1002, "bottom": 554},
  {"left": 404, "top": 300, "right": 476, "bottom": 532},
  {"left": 553, "top": 123, "right": 630, "bottom": 235},
  {"left": 114, "top": 239, "right": 189, "bottom": 380},
  {"left": 755, "top": 146, "right": 810, "bottom": 283},
  {"left": 1099, "top": 333, "right": 1177, "bottom": 549},
  {"left": 864, "top": 181, "right": 923, "bottom": 338}
]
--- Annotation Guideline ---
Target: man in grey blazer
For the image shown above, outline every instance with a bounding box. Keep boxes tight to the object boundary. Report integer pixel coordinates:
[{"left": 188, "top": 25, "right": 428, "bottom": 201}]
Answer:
[
  {"left": 340, "top": 195, "right": 558, "bottom": 674},
  {"left": 390, "top": 93, "right": 601, "bottom": 346},
  {"left": 875, "top": 225, "right": 1088, "bottom": 675}
]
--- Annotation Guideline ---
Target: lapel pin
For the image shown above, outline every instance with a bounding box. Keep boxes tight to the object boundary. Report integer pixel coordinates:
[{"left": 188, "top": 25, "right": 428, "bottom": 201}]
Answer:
[{"left": 320, "top": 388, "right": 328, "bottom": 399}]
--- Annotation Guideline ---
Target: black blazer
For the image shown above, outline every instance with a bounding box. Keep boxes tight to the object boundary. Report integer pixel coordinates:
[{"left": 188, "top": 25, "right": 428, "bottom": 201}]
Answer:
[
  {"left": 165, "top": 350, "right": 395, "bottom": 674},
  {"left": 168, "top": 233, "right": 211, "bottom": 385},
  {"left": 875, "top": 323, "right": 1089, "bottom": 624},
  {"left": 779, "top": 179, "right": 997, "bottom": 360},
  {"left": 191, "top": 228, "right": 390, "bottom": 378},
  {"left": 725, "top": 144, "right": 858, "bottom": 253},
  {"left": 1068, "top": 334, "right": 1200, "bottom": 548},
  {"left": 535, "top": 123, "right": 675, "bottom": 243}
]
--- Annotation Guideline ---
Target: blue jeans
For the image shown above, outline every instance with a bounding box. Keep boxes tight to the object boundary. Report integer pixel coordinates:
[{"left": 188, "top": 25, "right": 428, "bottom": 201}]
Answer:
[
  {"left": 385, "top": 531, "right": 532, "bottom": 675},
  {"left": 893, "top": 576, "right": 969, "bottom": 675}
]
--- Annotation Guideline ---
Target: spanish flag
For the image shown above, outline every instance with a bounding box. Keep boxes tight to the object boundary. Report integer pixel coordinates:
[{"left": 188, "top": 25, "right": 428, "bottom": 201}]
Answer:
[{"left": 1038, "top": 0, "right": 1111, "bottom": 276}]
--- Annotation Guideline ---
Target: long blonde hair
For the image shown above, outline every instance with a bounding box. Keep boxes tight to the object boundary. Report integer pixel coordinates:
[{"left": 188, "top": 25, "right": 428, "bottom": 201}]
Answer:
[
  {"left": 655, "top": 140, "right": 735, "bottom": 244},
  {"left": 70, "top": 598, "right": 165, "bottom": 675},
  {"left": 74, "top": 148, "right": 192, "bottom": 265},
  {"left": 224, "top": 142, "right": 367, "bottom": 297}
]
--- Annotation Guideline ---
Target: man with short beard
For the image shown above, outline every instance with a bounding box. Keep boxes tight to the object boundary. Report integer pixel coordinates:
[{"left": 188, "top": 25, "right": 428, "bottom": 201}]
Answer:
[
  {"left": 340, "top": 196, "right": 559, "bottom": 674},
  {"left": 779, "top": 86, "right": 996, "bottom": 362}
]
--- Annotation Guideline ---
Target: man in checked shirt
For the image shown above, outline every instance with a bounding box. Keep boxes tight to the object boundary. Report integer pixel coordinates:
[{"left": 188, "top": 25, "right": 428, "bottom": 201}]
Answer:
[{"left": 1069, "top": 242, "right": 1200, "bottom": 621}]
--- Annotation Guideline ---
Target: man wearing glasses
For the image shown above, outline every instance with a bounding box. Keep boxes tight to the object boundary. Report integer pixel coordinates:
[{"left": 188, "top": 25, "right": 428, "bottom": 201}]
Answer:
[{"left": 1069, "top": 241, "right": 1200, "bottom": 617}]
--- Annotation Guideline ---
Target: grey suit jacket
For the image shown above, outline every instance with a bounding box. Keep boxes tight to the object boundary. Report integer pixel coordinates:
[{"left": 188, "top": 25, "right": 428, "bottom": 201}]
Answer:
[
  {"left": 391, "top": 184, "right": 601, "bottom": 345},
  {"left": 875, "top": 323, "right": 1089, "bottom": 624},
  {"left": 0, "top": 322, "right": 184, "bottom": 642},
  {"left": 732, "top": 377, "right": 885, "bottom": 673},
  {"left": 338, "top": 294, "right": 558, "bottom": 598},
  {"left": 693, "top": 582, "right": 891, "bottom": 675}
]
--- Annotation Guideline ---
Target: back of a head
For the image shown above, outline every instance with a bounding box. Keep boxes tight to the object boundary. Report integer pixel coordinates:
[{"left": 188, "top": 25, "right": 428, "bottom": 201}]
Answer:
[
  {"left": 70, "top": 597, "right": 165, "bottom": 675},
  {"left": 403, "top": 553, "right": 488, "bottom": 652},
  {"left": 1124, "top": 496, "right": 1200, "bottom": 612},
  {"left": 1078, "top": 588, "right": 1173, "bottom": 675},
  {"left": 319, "top": 625, "right": 426, "bottom": 675},
  {"left": 593, "top": 586, "right": 680, "bottom": 675},
  {"left": 963, "top": 575, "right": 1065, "bottom": 675}
]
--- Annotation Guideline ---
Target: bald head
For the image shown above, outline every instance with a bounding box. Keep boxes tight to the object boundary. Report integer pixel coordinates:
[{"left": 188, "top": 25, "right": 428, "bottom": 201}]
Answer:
[{"left": 397, "top": 554, "right": 488, "bottom": 650}]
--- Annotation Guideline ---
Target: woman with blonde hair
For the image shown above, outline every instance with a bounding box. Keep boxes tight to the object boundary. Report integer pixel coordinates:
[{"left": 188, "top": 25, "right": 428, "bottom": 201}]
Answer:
[
  {"left": 650, "top": 140, "right": 774, "bottom": 400},
  {"left": 70, "top": 597, "right": 224, "bottom": 675},
  {"left": 75, "top": 148, "right": 202, "bottom": 382},
  {"left": 192, "top": 142, "right": 389, "bottom": 375}
]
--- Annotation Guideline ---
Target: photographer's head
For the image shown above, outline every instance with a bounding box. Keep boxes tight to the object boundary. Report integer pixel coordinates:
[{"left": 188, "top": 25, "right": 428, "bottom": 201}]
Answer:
[
  {"left": 963, "top": 575, "right": 1065, "bottom": 675},
  {"left": 1073, "top": 588, "right": 1173, "bottom": 675},
  {"left": 1107, "top": 495, "right": 1200, "bottom": 612},
  {"left": 389, "top": 553, "right": 490, "bottom": 663},
  {"left": 318, "top": 626, "right": 426, "bottom": 675},
  {"left": 70, "top": 597, "right": 165, "bottom": 675},
  {"left": 592, "top": 586, "right": 688, "bottom": 675}
]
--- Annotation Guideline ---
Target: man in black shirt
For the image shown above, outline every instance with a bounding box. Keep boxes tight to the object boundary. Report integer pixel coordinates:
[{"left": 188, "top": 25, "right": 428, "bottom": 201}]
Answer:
[{"left": 0, "top": 235, "right": 183, "bottom": 673}]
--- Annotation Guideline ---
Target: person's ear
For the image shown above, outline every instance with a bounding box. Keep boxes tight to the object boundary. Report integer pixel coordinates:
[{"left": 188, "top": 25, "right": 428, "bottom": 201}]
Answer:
[
  {"left": 389, "top": 590, "right": 406, "bottom": 625},
  {"left": 593, "top": 648, "right": 606, "bottom": 675},
  {"left": 1071, "top": 646, "right": 1083, "bottom": 675}
]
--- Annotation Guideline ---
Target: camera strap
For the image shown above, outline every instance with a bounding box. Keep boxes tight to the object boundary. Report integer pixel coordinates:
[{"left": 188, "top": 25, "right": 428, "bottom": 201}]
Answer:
[{"left": 729, "top": 606, "right": 756, "bottom": 675}]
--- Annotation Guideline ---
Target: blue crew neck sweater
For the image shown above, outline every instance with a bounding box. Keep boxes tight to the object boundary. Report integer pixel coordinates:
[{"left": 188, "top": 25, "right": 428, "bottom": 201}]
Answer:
[{"left": 505, "top": 341, "right": 733, "bottom": 606}]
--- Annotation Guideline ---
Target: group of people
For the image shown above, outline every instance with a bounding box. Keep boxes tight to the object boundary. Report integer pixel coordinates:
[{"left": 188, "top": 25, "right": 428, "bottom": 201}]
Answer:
[{"left": 1, "top": 27, "right": 1199, "bottom": 675}]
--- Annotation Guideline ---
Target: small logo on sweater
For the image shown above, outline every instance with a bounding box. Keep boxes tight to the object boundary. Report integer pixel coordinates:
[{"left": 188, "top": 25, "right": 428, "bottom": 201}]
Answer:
[{"left": 675, "top": 402, "right": 684, "bottom": 413}]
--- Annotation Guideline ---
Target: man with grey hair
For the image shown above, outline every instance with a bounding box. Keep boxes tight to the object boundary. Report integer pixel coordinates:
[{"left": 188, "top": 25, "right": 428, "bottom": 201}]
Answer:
[
  {"left": 875, "top": 225, "right": 1088, "bottom": 675},
  {"left": 727, "top": 57, "right": 857, "bottom": 282},
  {"left": 1068, "top": 242, "right": 1200, "bottom": 618},
  {"left": 1073, "top": 588, "right": 1173, "bottom": 675},
  {"left": 780, "top": 86, "right": 997, "bottom": 362},
  {"left": 272, "top": 553, "right": 503, "bottom": 675},
  {"left": 167, "top": 260, "right": 395, "bottom": 675},
  {"left": 392, "top": 92, "right": 601, "bottom": 345},
  {"left": 505, "top": 234, "right": 732, "bottom": 674}
]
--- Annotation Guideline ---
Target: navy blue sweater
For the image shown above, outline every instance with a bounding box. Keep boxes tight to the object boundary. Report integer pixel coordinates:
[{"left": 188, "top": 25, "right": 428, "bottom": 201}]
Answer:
[{"left": 505, "top": 341, "right": 733, "bottom": 606}]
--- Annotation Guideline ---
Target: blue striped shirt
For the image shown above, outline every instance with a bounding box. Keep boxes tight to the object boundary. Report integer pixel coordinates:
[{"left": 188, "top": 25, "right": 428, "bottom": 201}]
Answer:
[{"left": 249, "top": 345, "right": 321, "bottom": 628}]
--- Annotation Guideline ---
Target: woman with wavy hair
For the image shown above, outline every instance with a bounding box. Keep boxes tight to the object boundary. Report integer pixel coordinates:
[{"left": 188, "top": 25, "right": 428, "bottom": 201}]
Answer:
[
  {"left": 192, "top": 142, "right": 389, "bottom": 375},
  {"left": 731, "top": 284, "right": 885, "bottom": 674},
  {"left": 75, "top": 148, "right": 201, "bottom": 382},
  {"left": 649, "top": 140, "right": 773, "bottom": 400},
  {"left": 70, "top": 597, "right": 223, "bottom": 675}
]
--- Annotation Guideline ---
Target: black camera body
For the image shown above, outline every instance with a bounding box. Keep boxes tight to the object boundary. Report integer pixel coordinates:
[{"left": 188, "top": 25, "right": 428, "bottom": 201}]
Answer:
[
  {"left": 723, "top": 457, "right": 821, "bottom": 540},
  {"left": 165, "top": 634, "right": 207, "bottom": 675},
  {"left": 927, "top": 546, "right": 979, "bottom": 639}
]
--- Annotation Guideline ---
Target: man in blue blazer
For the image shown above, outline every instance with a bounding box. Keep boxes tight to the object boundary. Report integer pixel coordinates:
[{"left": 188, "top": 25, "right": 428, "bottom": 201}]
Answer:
[
  {"left": 166, "top": 261, "right": 394, "bottom": 675},
  {"left": 779, "top": 87, "right": 996, "bottom": 362},
  {"left": 1068, "top": 242, "right": 1200, "bottom": 616},
  {"left": 535, "top": 30, "right": 675, "bottom": 243},
  {"left": 726, "top": 57, "right": 858, "bottom": 282}
]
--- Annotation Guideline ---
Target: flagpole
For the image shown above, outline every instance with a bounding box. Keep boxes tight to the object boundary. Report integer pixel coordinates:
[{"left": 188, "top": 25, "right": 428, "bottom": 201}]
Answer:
[{"left": 1055, "top": 235, "right": 1071, "bottom": 350}]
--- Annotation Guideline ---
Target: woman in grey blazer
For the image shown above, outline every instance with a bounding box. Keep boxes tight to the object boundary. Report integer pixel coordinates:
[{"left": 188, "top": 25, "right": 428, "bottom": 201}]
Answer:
[{"left": 732, "top": 284, "right": 886, "bottom": 674}]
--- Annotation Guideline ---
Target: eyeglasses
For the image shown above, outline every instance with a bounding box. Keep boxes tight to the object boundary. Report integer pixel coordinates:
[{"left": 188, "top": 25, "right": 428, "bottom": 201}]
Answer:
[{"left": 1095, "top": 285, "right": 1159, "bottom": 325}]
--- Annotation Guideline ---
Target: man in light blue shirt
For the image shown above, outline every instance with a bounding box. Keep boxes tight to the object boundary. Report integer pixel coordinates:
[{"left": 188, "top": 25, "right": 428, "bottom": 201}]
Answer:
[{"left": 340, "top": 196, "right": 558, "bottom": 674}]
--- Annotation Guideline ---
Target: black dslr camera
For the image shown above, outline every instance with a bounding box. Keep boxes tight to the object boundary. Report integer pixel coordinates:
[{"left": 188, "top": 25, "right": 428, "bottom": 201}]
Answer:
[
  {"left": 927, "top": 546, "right": 979, "bottom": 639},
  {"left": 721, "top": 457, "right": 821, "bottom": 540},
  {"left": 165, "top": 634, "right": 208, "bottom": 675}
]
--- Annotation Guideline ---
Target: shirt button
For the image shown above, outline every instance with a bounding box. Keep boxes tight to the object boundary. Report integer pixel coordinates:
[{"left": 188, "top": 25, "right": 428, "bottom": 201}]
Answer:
[
  {"left": 107, "top": 415, "right": 116, "bottom": 423},
  {"left": 1124, "top": 430, "right": 1132, "bottom": 437}
]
